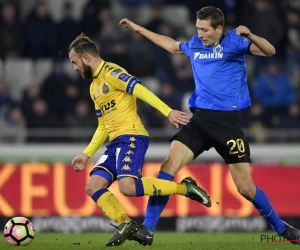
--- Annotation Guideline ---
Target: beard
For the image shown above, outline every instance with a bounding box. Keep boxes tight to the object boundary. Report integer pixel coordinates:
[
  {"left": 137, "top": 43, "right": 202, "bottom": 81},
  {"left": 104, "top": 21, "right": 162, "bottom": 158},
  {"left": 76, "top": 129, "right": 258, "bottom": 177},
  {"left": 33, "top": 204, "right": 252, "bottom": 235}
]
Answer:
[{"left": 81, "top": 60, "right": 93, "bottom": 79}]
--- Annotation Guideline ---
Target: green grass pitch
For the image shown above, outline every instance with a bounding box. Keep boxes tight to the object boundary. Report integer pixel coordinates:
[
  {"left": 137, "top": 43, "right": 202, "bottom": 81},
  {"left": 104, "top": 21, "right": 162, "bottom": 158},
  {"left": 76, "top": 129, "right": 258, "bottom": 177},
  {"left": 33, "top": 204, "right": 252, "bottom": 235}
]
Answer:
[{"left": 1, "top": 232, "right": 299, "bottom": 250}]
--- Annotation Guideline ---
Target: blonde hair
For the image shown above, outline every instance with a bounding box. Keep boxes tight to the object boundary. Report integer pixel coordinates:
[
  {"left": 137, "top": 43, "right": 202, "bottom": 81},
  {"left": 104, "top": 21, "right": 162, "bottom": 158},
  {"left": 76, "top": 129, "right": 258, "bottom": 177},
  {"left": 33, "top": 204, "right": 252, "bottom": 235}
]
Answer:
[{"left": 68, "top": 32, "right": 98, "bottom": 56}]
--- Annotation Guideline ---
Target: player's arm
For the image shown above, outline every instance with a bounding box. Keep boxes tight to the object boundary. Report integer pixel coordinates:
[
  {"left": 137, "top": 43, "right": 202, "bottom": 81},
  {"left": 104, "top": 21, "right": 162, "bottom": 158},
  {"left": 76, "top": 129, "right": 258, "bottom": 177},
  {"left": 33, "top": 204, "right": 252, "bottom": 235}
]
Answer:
[
  {"left": 119, "top": 18, "right": 182, "bottom": 54},
  {"left": 106, "top": 70, "right": 189, "bottom": 127},
  {"left": 133, "top": 84, "right": 189, "bottom": 128},
  {"left": 72, "top": 117, "right": 108, "bottom": 172},
  {"left": 236, "top": 25, "right": 275, "bottom": 57},
  {"left": 83, "top": 117, "right": 108, "bottom": 158}
]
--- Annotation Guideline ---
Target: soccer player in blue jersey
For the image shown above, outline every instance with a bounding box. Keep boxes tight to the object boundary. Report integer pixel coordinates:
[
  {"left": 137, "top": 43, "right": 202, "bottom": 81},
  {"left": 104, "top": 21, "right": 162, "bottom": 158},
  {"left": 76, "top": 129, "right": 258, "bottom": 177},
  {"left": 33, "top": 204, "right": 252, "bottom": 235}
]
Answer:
[
  {"left": 68, "top": 33, "right": 211, "bottom": 246},
  {"left": 120, "top": 6, "right": 300, "bottom": 246}
]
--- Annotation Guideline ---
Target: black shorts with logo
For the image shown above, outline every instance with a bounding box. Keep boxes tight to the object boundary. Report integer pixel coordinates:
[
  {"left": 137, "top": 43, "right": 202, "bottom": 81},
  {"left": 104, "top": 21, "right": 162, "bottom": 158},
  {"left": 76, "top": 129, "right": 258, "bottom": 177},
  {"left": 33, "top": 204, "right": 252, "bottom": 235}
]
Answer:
[{"left": 170, "top": 109, "right": 251, "bottom": 164}]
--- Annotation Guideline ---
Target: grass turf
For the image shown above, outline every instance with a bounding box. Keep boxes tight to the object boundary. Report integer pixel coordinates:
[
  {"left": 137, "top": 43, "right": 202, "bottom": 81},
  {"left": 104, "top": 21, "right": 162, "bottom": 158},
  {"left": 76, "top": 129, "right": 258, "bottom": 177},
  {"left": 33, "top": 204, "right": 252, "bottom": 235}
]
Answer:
[{"left": 1, "top": 232, "right": 299, "bottom": 250}]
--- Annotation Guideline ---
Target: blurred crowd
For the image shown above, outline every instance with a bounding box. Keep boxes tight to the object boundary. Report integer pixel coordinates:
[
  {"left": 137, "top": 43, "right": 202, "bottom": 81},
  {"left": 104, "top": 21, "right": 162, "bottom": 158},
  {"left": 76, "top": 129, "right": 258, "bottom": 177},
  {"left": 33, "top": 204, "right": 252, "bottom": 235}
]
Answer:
[{"left": 0, "top": 0, "right": 299, "bottom": 143}]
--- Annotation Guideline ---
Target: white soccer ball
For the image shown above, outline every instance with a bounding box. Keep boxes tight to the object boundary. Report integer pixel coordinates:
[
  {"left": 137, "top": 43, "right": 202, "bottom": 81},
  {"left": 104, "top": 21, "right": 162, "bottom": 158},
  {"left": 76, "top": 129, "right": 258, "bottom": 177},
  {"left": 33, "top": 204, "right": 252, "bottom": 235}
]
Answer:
[{"left": 4, "top": 217, "right": 35, "bottom": 246}]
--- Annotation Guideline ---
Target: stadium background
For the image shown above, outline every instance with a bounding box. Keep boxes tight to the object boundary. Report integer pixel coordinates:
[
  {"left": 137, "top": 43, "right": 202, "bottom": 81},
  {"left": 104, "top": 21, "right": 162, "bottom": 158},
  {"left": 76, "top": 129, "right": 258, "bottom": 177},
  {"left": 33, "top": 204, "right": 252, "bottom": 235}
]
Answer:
[{"left": 0, "top": 0, "right": 300, "bottom": 233}]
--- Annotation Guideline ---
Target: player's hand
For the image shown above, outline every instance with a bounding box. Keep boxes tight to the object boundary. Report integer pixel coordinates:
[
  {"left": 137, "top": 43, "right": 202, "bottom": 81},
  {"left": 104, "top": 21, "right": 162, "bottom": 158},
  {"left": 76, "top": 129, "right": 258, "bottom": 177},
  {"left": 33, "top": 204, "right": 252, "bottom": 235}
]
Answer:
[
  {"left": 119, "top": 18, "right": 141, "bottom": 33},
  {"left": 236, "top": 25, "right": 251, "bottom": 38},
  {"left": 167, "top": 110, "right": 190, "bottom": 128},
  {"left": 71, "top": 153, "right": 89, "bottom": 172}
]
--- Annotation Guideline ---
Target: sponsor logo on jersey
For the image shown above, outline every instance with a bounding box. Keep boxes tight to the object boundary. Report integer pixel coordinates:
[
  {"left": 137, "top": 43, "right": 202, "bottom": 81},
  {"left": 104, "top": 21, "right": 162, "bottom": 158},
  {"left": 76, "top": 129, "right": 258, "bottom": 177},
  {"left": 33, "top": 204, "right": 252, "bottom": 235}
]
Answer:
[
  {"left": 95, "top": 109, "right": 102, "bottom": 117},
  {"left": 194, "top": 44, "right": 224, "bottom": 60},
  {"left": 121, "top": 165, "right": 131, "bottom": 171},
  {"left": 100, "top": 100, "right": 116, "bottom": 113},
  {"left": 102, "top": 83, "right": 110, "bottom": 94},
  {"left": 213, "top": 44, "right": 223, "bottom": 53},
  {"left": 111, "top": 68, "right": 122, "bottom": 76},
  {"left": 122, "top": 156, "right": 132, "bottom": 163},
  {"left": 126, "top": 77, "right": 140, "bottom": 94},
  {"left": 118, "top": 73, "right": 131, "bottom": 82}
]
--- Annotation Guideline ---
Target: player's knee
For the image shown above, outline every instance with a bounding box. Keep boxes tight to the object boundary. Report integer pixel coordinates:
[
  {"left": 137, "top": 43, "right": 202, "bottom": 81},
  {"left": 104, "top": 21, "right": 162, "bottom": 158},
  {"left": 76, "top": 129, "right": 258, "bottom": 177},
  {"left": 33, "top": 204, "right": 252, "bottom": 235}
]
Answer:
[
  {"left": 118, "top": 179, "right": 135, "bottom": 196},
  {"left": 85, "top": 182, "right": 97, "bottom": 197},
  {"left": 237, "top": 186, "right": 255, "bottom": 200},
  {"left": 118, "top": 186, "right": 135, "bottom": 196},
  {"left": 119, "top": 188, "right": 130, "bottom": 196},
  {"left": 163, "top": 157, "right": 174, "bottom": 167},
  {"left": 161, "top": 157, "right": 180, "bottom": 175}
]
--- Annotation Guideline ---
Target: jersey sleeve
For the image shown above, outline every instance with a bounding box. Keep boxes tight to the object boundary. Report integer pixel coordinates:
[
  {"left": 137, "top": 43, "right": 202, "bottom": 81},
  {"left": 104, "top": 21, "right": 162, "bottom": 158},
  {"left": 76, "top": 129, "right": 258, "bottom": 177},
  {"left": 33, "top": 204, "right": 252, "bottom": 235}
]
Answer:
[
  {"left": 83, "top": 84, "right": 108, "bottom": 157},
  {"left": 90, "top": 83, "right": 103, "bottom": 119},
  {"left": 83, "top": 117, "right": 108, "bottom": 157},
  {"left": 106, "top": 68, "right": 172, "bottom": 117},
  {"left": 133, "top": 84, "right": 172, "bottom": 117},
  {"left": 233, "top": 32, "right": 252, "bottom": 55},
  {"left": 106, "top": 68, "right": 142, "bottom": 94},
  {"left": 179, "top": 35, "right": 198, "bottom": 57},
  {"left": 180, "top": 41, "right": 192, "bottom": 57}
]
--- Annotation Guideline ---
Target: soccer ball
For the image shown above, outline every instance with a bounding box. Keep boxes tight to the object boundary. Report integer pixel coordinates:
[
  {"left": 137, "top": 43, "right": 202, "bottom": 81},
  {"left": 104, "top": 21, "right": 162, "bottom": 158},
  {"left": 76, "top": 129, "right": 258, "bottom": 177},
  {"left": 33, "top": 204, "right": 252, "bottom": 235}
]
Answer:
[{"left": 4, "top": 217, "right": 35, "bottom": 246}]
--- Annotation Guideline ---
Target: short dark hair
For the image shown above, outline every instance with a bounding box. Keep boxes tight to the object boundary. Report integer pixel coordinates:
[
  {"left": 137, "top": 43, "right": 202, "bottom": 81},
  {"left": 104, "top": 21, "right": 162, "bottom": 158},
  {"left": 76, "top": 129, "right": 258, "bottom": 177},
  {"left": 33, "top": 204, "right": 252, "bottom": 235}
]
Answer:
[
  {"left": 196, "top": 6, "right": 225, "bottom": 29},
  {"left": 68, "top": 32, "right": 99, "bottom": 56}
]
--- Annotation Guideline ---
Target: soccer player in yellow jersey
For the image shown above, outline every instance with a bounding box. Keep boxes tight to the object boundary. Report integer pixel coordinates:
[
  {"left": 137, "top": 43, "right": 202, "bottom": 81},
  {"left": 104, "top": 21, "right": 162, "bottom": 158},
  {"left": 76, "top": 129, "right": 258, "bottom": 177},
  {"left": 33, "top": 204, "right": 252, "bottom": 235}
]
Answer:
[{"left": 68, "top": 33, "right": 211, "bottom": 247}]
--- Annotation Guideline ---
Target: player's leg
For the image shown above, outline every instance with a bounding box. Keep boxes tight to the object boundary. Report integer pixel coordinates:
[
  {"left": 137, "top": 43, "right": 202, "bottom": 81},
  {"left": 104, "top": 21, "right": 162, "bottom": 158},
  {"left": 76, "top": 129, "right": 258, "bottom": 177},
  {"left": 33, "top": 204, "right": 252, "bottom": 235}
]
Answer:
[
  {"left": 116, "top": 136, "right": 209, "bottom": 201},
  {"left": 138, "top": 140, "right": 195, "bottom": 238},
  {"left": 213, "top": 113, "right": 285, "bottom": 233},
  {"left": 119, "top": 175, "right": 186, "bottom": 196},
  {"left": 229, "top": 162, "right": 300, "bottom": 244},
  {"left": 210, "top": 110, "right": 300, "bottom": 245},
  {"left": 87, "top": 171, "right": 138, "bottom": 246},
  {"left": 116, "top": 140, "right": 192, "bottom": 246},
  {"left": 228, "top": 162, "right": 284, "bottom": 230},
  {"left": 88, "top": 147, "right": 132, "bottom": 225},
  {"left": 114, "top": 134, "right": 210, "bottom": 245},
  {"left": 88, "top": 147, "right": 137, "bottom": 246},
  {"left": 133, "top": 118, "right": 211, "bottom": 245},
  {"left": 87, "top": 172, "right": 131, "bottom": 225},
  {"left": 88, "top": 175, "right": 136, "bottom": 240}
]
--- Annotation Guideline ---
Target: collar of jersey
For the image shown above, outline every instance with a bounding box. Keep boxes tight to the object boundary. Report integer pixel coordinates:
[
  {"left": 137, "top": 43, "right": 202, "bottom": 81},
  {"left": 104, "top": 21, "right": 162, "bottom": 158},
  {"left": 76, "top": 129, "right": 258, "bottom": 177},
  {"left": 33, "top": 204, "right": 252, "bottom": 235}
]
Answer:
[
  {"left": 93, "top": 60, "right": 106, "bottom": 79},
  {"left": 219, "top": 34, "right": 225, "bottom": 44},
  {"left": 212, "top": 34, "right": 225, "bottom": 47}
]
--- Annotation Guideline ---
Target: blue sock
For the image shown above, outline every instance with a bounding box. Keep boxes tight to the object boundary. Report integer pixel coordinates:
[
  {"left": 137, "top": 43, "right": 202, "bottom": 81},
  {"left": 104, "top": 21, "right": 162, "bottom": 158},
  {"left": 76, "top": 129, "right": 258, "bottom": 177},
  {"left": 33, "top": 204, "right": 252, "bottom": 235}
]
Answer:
[
  {"left": 91, "top": 188, "right": 108, "bottom": 203},
  {"left": 251, "top": 186, "right": 285, "bottom": 234},
  {"left": 143, "top": 171, "right": 174, "bottom": 233}
]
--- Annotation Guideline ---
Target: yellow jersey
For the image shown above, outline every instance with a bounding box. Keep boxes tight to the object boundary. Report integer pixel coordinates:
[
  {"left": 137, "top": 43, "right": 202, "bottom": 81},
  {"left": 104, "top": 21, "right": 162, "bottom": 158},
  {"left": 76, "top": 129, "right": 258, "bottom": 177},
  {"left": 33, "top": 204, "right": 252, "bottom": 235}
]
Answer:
[{"left": 83, "top": 60, "right": 172, "bottom": 157}]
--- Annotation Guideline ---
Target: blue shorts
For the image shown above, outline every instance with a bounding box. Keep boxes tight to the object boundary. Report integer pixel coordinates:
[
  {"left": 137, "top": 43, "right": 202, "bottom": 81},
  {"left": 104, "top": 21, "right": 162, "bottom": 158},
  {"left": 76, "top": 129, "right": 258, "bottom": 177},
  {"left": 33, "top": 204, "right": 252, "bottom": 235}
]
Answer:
[{"left": 90, "top": 135, "right": 149, "bottom": 185}]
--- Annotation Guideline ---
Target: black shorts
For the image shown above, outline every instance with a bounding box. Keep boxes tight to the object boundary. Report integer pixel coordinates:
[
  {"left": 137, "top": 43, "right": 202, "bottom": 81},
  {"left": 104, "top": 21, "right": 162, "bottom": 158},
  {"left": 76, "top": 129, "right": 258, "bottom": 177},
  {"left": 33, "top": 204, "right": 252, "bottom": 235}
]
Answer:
[{"left": 170, "top": 109, "right": 251, "bottom": 164}]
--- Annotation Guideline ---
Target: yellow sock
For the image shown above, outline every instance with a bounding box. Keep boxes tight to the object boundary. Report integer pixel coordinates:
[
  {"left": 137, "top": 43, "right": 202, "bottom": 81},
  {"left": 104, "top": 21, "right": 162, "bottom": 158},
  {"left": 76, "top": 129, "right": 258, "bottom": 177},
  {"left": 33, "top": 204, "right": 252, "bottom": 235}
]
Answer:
[
  {"left": 97, "top": 191, "right": 130, "bottom": 224},
  {"left": 141, "top": 177, "right": 187, "bottom": 196}
]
